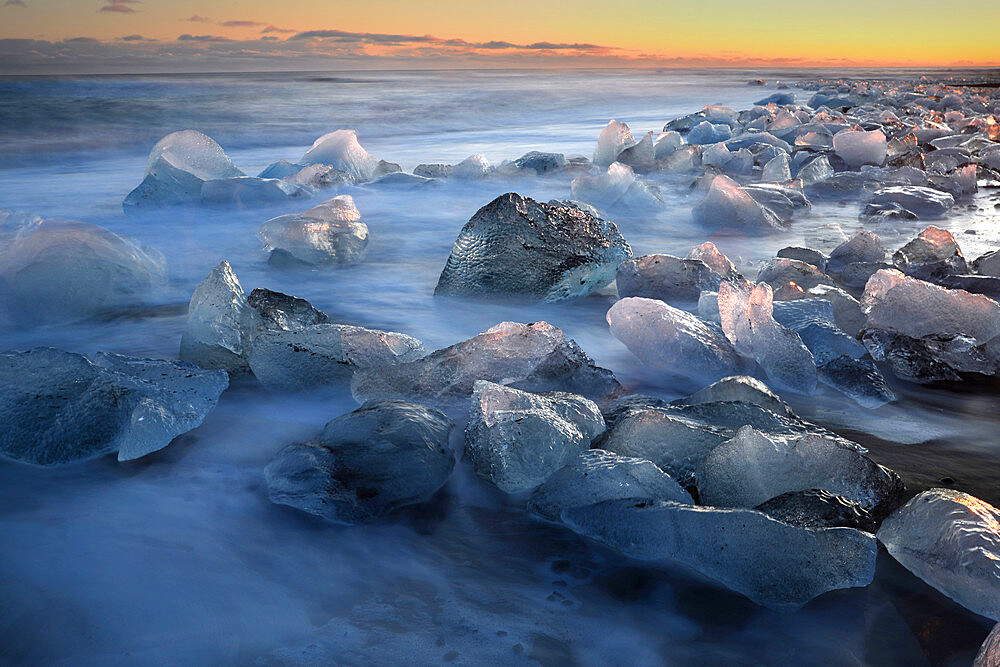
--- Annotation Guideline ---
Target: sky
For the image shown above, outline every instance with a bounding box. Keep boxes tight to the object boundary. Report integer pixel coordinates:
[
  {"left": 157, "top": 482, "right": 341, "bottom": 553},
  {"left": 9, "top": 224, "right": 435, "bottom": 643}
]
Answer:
[{"left": 1, "top": 0, "right": 998, "bottom": 73}]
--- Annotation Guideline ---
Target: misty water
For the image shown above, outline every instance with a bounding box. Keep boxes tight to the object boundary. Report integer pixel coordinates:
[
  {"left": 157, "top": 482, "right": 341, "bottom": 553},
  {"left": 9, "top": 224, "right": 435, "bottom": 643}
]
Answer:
[{"left": 0, "top": 68, "right": 997, "bottom": 664}]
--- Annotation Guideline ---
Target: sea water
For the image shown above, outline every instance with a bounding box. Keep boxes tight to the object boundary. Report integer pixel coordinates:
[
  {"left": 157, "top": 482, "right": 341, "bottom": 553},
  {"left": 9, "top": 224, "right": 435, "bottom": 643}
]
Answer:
[{"left": 0, "top": 68, "right": 996, "bottom": 664}]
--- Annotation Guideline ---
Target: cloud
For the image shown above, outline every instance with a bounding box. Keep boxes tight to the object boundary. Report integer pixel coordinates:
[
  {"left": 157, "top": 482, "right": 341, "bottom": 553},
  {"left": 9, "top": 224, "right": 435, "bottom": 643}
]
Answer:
[
  {"left": 261, "top": 25, "right": 296, "bottom": 34},
  {"left": 182, "top": 14, "right": 210, "bottom": 22},
  {"left": 0, "top": 32, "right": 988, "bottom": 75},
  {"left": 99, "top": 0, "right": 139, "bottom": 13},
  {"left": 218, "top": 20, "right": 265, "bottom": 27},
  {"left": 4, "top": 0, "right": 27, "bottom": 7},
  {"left": 178, "top": 34, "right": 233, "bottom": 42}
]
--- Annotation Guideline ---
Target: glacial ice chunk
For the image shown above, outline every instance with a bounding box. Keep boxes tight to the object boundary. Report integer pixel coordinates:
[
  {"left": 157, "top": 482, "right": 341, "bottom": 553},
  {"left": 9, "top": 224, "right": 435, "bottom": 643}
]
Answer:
[
  {"left": 692, "top": 175, "right": 783, "bottom": 231},
  {"left": 300, "top": 129, "right": 380, "bottom": 182},
  {"left": 892, "top": 225, "right": 968, "bottom": 280},
  {"left": 0, "top": 347, "right": 228, "bottom": 465},
  {"left": 868, "top": 186, "right": 954, "bottom": 219},
  {"left": 761, "top": 153, "right": 792, "bottom": 182},
  {"left": 248, "top": 324, "right": 425, "bottom": 391},
  {"left": 264, "top": 400, "right": 454, "bottom": 524},
  {"left": 124, "top": 130, "right": 244, "bottom": 210},
  {"left": 464, "top": 381, "right": 605, "bottom": 494},
  {"left": 246, "top": 287, "right": 329, "bottom": 330},
  {"left": 862, "top": 269, "right": 1000, "bottom": 344},
  {"left": 757, "top": 258, "right": 835, "bottom": 291},
  {"left": 718, "top": 281, "right": 818, "bottom": 394},
  {"left": 200, "top": 177, "right": 296, "bottom": 207},
  {"left": 0, "top": 220, "right": 166, "bottom": 324},
  {"left": 679, "top": 375, "right": 791, "bottom": 416},
  {"left": 828, "top": 230, "right": 886, "bottom": 274},
  {"left": 452, "top": 154, "right": 491, "bottom": 179},
  {"left": 817, "top": 355, "right": 896, "bottom": 408},
  {"left": 527, "top": 449, "right": 691, "bottom": 522},
  {"left": 351, "top": 321, "right": 621, "bottom": 407},
  {"left": 434, "top": 193, "right": 632, "bottom": 302},
  {"left": 607, "top": 297, "right": 746, "bottom": 384},
  {"left": 754, "top": 489, "right": 876, "bottom": 532},
  {"left": 562, "top": 498, "right": 877, "bottom": 610},
  {"left": 570, "top": 162, "right": 664, "bottom": 211},
  {"left": 259, "top": 195, "right": 369, "bottom": 267},
  {"left": 878, "top": 489, "right": 1000, "bottom": 621},
  {"left": 615, "top": 254, "right": 725, "bottom": 304},
  {"left": 700, "top": 425, "right": 903, "bottom": 514},
  {"left": 833, "top": 129, "right": 887, "bottom": 167},
  {"left": 593, "top": 120, "right": 636, "bottom": 168},
  {"left": 686, "top": 241, "right": 739, "bottom": 279},
  {"left": 687, "top": 121, "right": 732, "bottom": 145},
  {"left": 179, "top": 260, "right": 263, "bottom": 373}
]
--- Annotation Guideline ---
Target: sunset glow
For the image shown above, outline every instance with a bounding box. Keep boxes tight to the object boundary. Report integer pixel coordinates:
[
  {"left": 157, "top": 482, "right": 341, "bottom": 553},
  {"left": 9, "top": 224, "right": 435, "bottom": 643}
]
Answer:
[{"left": 1, "top": 0, "right": 998, "bottom": 73}]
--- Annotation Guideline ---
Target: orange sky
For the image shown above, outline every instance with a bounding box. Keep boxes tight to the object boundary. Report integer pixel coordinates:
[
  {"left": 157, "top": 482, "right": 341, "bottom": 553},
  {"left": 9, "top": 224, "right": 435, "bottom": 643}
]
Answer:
[{"left": 1, "top": 0, "right": 999, "bottom": 71}]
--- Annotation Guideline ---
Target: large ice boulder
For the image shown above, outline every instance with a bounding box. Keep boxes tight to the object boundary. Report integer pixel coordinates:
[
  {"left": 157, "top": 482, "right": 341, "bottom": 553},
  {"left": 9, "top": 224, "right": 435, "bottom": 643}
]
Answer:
[
  {"left": 563, "top": 499, "right": 877, "bottom": 609},
  {"left": 179, "top": 261, "right": 263, "bottom": 374},
  {"left": 352, "top": 321, "right": 620, "bottom": 407},
  {"left": 607, "top": 297, "right": 747, "bottom": 384},
  {"left": 833, "top": 129, "right": 887, "bottom": 167},
  {"left": 615, "top": 254, "right": 727, "bottom": 304},
  {"left": 248, "top": 324, "right": 425, "bottom": 391},
  {"left": 718, "top": 281, "right": 817, "bottom": 394},
  {"left": 0, "top": 348, "right": 227, "bottom": 465},
  {"left": 0, "top": 220, "right": 166, "bottom": 324},
  {"left": 299, "top": 129, "right": 380, "bottom": 182},
  {"left": 700, "top": 426, "right": 903, "bottom": 516},
  {"left": 124, "top": 130, "right": 244, "bottom": 210},
  {"left": 827, "top": 230, "right": 886, "bottom": 274},
  {"left": 527, "top": 449, "right": 691, "bottom": 522},
  {"left": 434, "top": 193, "right": 632, "bottom": 302},
  {"left": 878, "top": 489, "right": 1000, "bottom": 621},
  {"left": 593, "top": 120, "right": 636, "bottom": 168},
  {"left": 862, "top": 269, "right": 1000, "bottom": 344},
  {"left": 867, "top": 186, "right": 955, "bottom": 219},
  {"left": 692, "top": 175, "right": 783, "bottom": 231},
  {"left": 259, "top": 195, "right": 369, "bottom": 268},
  {"left": 464, "top": 382, "right": 605, "bottom": 493},
  {"left": 264, "top": 400, "right": 454, "bottom": 524}
]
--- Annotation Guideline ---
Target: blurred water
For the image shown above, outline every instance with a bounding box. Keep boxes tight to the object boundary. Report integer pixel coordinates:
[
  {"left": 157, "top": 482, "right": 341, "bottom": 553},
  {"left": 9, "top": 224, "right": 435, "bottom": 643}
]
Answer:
[{"left": 0, "top": 69, "right": 997, "bottom": 665}]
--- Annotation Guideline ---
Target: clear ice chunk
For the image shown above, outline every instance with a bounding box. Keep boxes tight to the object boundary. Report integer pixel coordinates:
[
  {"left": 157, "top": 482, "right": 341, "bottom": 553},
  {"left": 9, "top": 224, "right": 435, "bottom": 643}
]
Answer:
[
  {"left": 464, "top": 381, "right": 605, "bottom": 494},
  {"left": 264, "top": 400, "right": 454, "bottom": 524},
  {"left": 258, "top": 195, "right": 369, "bottom": 267},
  {"left": 0, "top": 347, "right": 227, "bottom": 465},
  {"left": 299, "top": 129, "right": 380, "bottom": 182},
  {"left": 607, "top": 297, "right": 747, "bottom": 383},
  {"left": 700, "top": 425, "right": 903, "bottom": 513},
  {"left": 527, "top": 449, "right": 691, "bottom": 522},
  {"left": 0, "top": 220, "right": 166, "bottom": 324},
  {"left": 351, "top": 321, "right": 621, "bottom": 407},
  {"left": 833, "top": 129, "right": 887, "bottom": 167},
  {"left": 248, "top": 324, "right": 425, "bottom": 391},
  {"left": 562, "top": 498, "right": 877, "bottom": 609},
  {"left": 878, "top": 489, "right": 1000, "bottom": 621}
]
